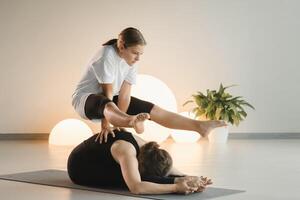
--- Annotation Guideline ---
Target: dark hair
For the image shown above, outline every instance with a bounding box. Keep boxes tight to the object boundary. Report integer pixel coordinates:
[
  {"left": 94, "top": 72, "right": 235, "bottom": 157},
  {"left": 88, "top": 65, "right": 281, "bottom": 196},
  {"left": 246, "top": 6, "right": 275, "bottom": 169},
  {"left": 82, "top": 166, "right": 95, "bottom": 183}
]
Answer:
[
  {"left": 137, "top": 142, "right": 173, "bottom": 177},
  {"left": 102, "top": 27, "right": 147, "bottom": 48}
]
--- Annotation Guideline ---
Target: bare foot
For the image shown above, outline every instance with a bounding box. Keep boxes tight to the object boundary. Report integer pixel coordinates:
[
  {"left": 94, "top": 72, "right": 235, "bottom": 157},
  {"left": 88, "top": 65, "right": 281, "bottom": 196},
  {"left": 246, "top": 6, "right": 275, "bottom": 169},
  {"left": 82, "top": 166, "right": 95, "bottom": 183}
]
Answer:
[
  {"left": 197, "top": 120, "right": 227, "bottom": 137},
  {"left": 129, "top": 113, "right": 150, "bottom": 134}
]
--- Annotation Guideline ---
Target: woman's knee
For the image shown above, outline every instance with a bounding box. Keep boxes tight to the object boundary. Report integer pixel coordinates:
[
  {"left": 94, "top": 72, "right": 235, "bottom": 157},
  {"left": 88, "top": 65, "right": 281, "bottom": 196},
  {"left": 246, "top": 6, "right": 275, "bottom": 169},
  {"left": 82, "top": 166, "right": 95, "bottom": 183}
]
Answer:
[
  {"left": 104, "top": 102, "right": 117, "bottom": 113},
  {"left": 149, "top": 104, "right": 159, "bottom": 115}
]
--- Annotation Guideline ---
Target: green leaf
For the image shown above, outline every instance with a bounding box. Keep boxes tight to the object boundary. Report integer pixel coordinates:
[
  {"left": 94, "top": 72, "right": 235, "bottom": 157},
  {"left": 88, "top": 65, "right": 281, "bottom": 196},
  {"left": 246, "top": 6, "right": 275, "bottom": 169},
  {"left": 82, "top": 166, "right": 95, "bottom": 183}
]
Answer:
[
  {"left": 194, "top": 108, "right": 205, "bottom": 118},
  {"left": 223, "top": 111, "right": 229, "bottom": 122},
  {"left": 222, "top": 93, "right": 232, "bottom": 100},
  {"left": 193, "top": 95, "right": 203, "bottom": 107},
  {"left": 228, "top": 102, "right": 238, "bottom": 114},
  {"left": 228, "top": 116, "right": 234, "bottom": 125},
  {"left": 240, "top": 101, "right": 255, "bottom": 110},
  {"left": 196, "top": 91, "right": 206, "bottom": 97},
  {"left": 224, "top": 84, "right": 239, "bottom": 90},
  {"left": 183, "top": 100, "right": 194, "bottom": 107},
  {"left": 215, "top": 107, "right": 222, "bottom": 120},
  {"left": 232, "top": 115, "right": 240, "bottom": 126},
  {"left": 239, "top": 110, "right": 247, "bottom": 118},
  {"left": 229, "top": 96, "right": 243, "bottom": 102},
  {"left": 218, "top": 83, "right": 224, "bottom": 95}
]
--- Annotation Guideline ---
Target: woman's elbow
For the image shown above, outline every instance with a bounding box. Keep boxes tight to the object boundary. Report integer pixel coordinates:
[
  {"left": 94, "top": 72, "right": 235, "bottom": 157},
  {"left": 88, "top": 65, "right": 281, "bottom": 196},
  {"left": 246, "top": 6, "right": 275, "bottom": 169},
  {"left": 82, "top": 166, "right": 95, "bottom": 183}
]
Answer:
[{"left": 129, "top": 183, "right": 142, "bottom": 195}]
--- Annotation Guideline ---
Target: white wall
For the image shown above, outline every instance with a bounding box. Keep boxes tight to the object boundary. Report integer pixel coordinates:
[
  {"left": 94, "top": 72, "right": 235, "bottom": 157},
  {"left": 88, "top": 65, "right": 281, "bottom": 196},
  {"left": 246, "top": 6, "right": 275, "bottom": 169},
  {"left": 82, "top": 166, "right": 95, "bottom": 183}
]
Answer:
[{"left": 0, "top": 0, "right": 299, "bottom": 133}]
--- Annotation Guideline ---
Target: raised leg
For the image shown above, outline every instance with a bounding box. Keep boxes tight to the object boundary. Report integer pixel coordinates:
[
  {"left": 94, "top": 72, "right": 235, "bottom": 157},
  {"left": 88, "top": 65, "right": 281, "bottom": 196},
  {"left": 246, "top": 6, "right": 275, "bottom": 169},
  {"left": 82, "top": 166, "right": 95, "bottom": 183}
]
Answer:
[{"left": 149, "top": 105, "right": 227, "bottom": 137}]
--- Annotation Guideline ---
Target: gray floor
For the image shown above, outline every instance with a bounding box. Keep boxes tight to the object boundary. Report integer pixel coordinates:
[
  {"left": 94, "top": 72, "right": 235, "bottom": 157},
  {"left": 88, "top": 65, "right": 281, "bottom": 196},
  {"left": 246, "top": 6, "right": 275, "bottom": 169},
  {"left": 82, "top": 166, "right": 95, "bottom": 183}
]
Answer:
[{"left": 0, "top": 138, "right": 299, "bottom": 200}]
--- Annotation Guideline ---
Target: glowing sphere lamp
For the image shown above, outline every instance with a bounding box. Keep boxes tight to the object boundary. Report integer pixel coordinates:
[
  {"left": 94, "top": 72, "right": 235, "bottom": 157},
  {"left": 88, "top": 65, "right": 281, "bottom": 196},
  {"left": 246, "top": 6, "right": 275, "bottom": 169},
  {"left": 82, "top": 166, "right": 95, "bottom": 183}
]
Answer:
[
  {"left": 131, "top": 74, "right": 177, "bottom": 143},
  {"left": 49, "top": 118, "right": 93, "bottom": 146}
]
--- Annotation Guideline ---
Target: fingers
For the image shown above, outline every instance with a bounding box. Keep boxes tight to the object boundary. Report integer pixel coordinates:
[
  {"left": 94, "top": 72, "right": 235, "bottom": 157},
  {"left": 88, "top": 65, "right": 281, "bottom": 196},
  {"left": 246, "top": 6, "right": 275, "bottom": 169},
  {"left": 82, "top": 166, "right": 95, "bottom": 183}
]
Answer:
[
  {"left": 197, "top": 185, "right": 206, "bottom": 192},
  {"left": 111, "top": 129, "right": 116, "bottom": 138},
  {"left": 105, "top": 129, "right": 115, "bottom": 143},
  {"left": 94, "top": 132, "right": 101, "bottom": 142},
  {"left": 184, "top": 176, "right": 213, "bottom": 194},
  {"left": 95, "top": 126, "right": 122, "bottom": 144},
  {"left": 95, "top": 130, "right": 107, "bottom": 143},
  {"left": 207, "top": 179, "right": 213, "bottom": 185},
  {"left": 99, "top": 130, "right": 105, "bottom": 144},
  {"left": 112, "top": 126, "right": 126, "bottom": 133},
  {"left": 94, "top": 126, "right": 129, "bottom": 144},
  {"left": 200, "top": 176, "right": 213, "bottom": 185},
  {"left": 185, "top": 186, "right": 198, "bottom": 195}
]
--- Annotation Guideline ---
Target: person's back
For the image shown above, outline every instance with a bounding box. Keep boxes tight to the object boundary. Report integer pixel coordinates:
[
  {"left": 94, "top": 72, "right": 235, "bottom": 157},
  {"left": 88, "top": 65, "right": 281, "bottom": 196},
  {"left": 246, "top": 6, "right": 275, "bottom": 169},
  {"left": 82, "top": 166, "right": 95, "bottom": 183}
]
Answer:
[{"left": 67, "top": 131, "right": 140, "bottom": 188}]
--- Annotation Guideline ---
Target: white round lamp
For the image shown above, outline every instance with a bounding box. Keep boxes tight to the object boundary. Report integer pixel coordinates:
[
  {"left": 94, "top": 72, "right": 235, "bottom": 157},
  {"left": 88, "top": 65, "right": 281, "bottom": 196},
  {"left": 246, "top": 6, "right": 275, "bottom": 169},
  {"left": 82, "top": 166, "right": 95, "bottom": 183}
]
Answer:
[
  {"left": 171, "top": 112, "right": 201, "bottom": 143},
  {"left": 131, "top": 74, "right": 177, "bottom": 143},
  {"left": 49, "top": 119, "right": 93, "bottom": 146}
]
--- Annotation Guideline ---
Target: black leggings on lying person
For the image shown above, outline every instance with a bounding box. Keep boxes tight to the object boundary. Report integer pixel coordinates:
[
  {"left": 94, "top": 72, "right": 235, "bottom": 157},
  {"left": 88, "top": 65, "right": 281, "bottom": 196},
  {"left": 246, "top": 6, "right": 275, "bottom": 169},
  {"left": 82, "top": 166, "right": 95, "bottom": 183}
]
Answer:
[{"left": 67, "top": 131, "right": 180, "bottom": 188}]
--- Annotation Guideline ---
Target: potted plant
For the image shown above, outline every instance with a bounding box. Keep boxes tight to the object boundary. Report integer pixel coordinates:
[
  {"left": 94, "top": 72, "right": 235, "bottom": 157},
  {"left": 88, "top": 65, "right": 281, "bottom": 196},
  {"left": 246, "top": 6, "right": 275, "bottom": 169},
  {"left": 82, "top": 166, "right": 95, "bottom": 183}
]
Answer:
[{"left": 184, "top": 83, "right": 255, "bottom": 143}]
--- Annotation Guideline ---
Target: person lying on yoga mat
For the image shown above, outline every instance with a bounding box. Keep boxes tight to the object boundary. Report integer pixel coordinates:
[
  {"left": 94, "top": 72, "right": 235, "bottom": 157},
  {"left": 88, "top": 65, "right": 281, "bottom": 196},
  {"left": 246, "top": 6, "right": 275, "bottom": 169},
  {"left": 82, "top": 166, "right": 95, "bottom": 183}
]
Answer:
[
  {"left": 71, "top": 27, "right": 227, "bottom": 143},
  {"left": 68, "top": 130, "right": 212, "bottom": 195}
]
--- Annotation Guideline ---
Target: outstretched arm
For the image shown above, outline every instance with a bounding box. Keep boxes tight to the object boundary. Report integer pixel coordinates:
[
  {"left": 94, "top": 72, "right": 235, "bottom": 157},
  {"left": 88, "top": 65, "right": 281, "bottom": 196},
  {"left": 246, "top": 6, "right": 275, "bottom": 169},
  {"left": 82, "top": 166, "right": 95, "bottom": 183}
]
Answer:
[{"left": 111, "top": 141, "right": 196, "bottom": 195}]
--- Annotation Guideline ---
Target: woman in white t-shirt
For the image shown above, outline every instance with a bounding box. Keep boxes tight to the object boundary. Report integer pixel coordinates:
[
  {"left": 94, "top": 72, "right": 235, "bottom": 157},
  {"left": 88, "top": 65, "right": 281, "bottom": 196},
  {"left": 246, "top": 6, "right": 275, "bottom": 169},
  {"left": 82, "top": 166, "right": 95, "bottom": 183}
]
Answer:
[{"left": 72, "top": 27, "right": 226, "bottom": 143}]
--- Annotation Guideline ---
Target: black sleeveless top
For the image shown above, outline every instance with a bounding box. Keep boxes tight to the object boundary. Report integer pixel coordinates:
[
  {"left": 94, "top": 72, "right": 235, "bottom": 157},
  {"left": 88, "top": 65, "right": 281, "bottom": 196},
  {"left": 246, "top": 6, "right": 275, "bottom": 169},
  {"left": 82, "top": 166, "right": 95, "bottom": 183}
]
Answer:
[{"left": 67, "top": 131, "right": 176, "bottom": 188}]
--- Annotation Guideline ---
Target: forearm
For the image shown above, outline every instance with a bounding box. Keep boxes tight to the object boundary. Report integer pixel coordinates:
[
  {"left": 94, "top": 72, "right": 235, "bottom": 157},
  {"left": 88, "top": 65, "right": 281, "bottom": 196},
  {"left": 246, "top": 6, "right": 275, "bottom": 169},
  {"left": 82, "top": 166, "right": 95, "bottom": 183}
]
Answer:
[
  {"left": 101, "top": 118, "right": 110, "bottom": 128},
  {"left": 133, "top": 181, "right": 176, "bottom": 195},
  {"left": 117, "top": 95, "right": 130, "bottom": 113},
  {"left": 101, "top": 83, "right": 113, "bottom": 100},
  {"left": 103, "top": 91, "right": 113, "bottom": 101}
]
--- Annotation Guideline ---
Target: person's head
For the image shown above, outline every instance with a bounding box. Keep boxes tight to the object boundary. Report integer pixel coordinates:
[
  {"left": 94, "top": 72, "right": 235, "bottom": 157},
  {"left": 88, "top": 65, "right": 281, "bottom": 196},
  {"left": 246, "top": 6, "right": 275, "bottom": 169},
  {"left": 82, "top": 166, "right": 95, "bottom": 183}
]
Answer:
[
  {"left": 103, "top": 27, "right": 146, "bottom": 66},
  {"left": 137, "top": 141, "right": 173, "bottom": 177}
]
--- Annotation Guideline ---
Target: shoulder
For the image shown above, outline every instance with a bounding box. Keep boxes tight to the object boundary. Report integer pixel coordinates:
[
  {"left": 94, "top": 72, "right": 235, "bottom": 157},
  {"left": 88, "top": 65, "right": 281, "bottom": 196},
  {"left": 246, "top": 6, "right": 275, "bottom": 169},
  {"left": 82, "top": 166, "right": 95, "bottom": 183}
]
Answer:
[
  {"left": 90, "top": 45, "right": 115, "bottom": 63},
  {"left": 111, "top": 140, "right": 137, "bottom": 163},
  {"left": 102, "top": 45, "right": 118, "bottom": 60},
  {"left": 132, "top": 134, "right": 146, "bottom": 147}
]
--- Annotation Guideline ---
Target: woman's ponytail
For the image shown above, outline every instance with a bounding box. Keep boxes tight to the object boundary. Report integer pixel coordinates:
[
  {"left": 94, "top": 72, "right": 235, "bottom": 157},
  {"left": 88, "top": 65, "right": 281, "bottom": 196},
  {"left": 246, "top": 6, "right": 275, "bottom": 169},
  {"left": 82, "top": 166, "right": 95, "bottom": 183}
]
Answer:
[
  {"left": 102, "top": 39, "right": 118, "bottom": 46},
  {"left": 102, "top": 27, "right": 146, "bottom": 48}
]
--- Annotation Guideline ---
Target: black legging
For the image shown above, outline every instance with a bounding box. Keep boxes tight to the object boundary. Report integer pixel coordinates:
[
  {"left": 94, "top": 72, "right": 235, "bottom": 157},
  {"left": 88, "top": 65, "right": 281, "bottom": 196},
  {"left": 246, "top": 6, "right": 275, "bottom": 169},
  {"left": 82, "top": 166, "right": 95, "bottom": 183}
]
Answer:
[{"left": 84, "top": 94, "right": 155, "bottom": 120}]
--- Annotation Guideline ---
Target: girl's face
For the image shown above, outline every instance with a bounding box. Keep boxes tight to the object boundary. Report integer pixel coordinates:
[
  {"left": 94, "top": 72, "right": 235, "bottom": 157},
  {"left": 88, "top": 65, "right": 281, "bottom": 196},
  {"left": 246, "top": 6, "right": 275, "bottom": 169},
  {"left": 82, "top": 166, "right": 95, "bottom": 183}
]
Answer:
[{"left": 119, "top": 44, "right": 144, "bottom": 66}]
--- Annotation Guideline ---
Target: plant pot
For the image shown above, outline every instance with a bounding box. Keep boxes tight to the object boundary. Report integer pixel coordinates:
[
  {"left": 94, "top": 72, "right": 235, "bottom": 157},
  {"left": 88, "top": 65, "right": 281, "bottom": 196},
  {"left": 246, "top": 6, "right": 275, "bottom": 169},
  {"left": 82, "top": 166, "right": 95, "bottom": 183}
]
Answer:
[{"left": 208, "top": 126, "right": 229, "bottom": 143}]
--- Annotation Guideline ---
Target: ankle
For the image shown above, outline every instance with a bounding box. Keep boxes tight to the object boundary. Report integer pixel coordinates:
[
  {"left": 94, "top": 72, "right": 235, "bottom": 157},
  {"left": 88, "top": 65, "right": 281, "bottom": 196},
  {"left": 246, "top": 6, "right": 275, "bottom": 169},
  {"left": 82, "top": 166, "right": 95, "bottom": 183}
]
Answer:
[{"left": 127, "top": 116, "right": 135, "bottom": 127}]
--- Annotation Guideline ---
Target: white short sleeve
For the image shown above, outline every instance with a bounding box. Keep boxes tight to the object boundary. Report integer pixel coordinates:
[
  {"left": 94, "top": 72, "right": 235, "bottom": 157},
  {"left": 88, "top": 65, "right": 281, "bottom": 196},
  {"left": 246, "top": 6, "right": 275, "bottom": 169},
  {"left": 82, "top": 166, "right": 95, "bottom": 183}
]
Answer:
[
  {"left": 91, "top": 56, "right": 115, "bottom": 84},
  {"left": 125, "top": 66, "right": 137, "bottom": 85}
]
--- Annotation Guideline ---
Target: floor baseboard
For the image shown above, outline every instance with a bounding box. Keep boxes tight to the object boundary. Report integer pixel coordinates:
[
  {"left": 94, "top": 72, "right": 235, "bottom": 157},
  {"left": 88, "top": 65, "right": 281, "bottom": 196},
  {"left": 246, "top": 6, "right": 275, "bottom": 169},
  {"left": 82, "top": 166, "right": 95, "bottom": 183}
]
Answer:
[
  {"left": 0, "top": 132, "right": 300, "bottom": 140},
  {"left": 229, "top": 132, "right": 300, "bottom": 139},
  {"left": 0, "top": 133, "right": 49, "bottom": 140}
]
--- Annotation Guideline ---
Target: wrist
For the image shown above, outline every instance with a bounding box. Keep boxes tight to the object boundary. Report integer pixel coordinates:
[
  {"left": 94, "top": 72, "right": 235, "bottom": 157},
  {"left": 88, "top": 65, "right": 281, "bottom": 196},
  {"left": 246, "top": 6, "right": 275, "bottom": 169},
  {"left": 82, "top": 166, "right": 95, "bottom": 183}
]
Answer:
[
  {"left": 101, "top": 119, "right": 110, "bottom": 128},
  {"left": 173, "top": 183, "right": 179, "bottom": 193},
  {"left": 174, "top": 177, "right": 185, "bottom": 184}
]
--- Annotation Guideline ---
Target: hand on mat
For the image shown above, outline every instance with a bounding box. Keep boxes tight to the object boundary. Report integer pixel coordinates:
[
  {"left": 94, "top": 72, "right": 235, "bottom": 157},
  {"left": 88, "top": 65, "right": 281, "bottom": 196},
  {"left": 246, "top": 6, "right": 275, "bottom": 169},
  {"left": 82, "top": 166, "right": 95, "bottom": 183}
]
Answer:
[
  {"left": 95, "top": 126, "right": 126, "bottom": 144},
  {"left": 175, "top": 179, "right": 198, "bottom": 195},
  {"left": 176, "top": 176, "right": 212, "bottom": 193},
  {"left": 188, "top": 176, "right": 213, "bottom": 192}
]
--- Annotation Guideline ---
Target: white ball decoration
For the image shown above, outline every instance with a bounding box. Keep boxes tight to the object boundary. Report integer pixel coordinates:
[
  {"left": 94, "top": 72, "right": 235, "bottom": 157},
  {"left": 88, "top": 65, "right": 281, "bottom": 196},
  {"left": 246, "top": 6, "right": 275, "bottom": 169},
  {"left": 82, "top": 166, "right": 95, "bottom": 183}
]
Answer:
[
  {"left": 131, "top": 74, "right": 177, "bottom": 143},
  {"left": 49, "top": 119, "right": 93, "bottom": 146}
]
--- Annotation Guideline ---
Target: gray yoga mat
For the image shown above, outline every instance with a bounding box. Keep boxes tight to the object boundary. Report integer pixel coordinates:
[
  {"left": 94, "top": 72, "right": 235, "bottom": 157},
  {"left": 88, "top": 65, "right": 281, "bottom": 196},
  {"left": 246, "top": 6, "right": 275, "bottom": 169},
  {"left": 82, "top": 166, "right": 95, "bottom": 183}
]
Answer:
[{"left": 0, "top": 169, "right": 245, "bottom": 200}]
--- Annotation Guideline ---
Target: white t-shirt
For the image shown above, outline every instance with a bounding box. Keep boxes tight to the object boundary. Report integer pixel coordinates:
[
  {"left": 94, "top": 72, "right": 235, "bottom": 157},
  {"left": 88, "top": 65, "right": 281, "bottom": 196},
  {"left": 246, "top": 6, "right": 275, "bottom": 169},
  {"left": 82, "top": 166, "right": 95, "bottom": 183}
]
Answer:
[{"left": 72, "top": 45, "right": 137, "bottom": 119}]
